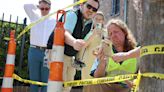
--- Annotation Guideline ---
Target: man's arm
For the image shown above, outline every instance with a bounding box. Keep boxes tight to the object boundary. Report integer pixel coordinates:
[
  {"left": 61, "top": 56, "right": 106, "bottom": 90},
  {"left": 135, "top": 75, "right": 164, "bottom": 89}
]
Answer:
[
  {"left": 65, "top": 31, "right": 85, "bottom": 51},
  {"left": 24, "top": 4, "right": 40, "bottom": 21},
  {"left": 47, "top": 30, "right": 85, "bottom": 51},
  {"left": 63, "top": 11, "right": 77, "bottom": 33},
  {"left": 47, "top": 10, "right": 85, "bottom": 50}
]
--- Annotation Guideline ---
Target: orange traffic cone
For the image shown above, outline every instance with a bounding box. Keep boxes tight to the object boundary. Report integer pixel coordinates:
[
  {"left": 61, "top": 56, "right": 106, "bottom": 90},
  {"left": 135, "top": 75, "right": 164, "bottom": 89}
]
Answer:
[
  {"left": 1, "top": 30, "right": 16, "bottom": 92},
  {"left": 47, "top": 10, "right": 66, "bottom": 92}
]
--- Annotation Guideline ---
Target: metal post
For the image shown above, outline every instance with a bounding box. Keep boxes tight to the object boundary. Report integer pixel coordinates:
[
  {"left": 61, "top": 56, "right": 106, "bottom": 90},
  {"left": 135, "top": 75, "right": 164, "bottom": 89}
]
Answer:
[
  {"left": 18, "top": 18, "right": 27, "bottom": 74},
  {"left": 0, "top": 13, "right": 4, "bottom": 44},
  {"left": 15, "top": 16, "right": 18, "bottom": 36}
]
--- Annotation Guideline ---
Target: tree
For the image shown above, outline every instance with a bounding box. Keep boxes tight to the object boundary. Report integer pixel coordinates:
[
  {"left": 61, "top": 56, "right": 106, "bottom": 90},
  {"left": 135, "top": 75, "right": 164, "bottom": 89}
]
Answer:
[{"left": 139, "top": 0, "right": 164, "bottom": 92}]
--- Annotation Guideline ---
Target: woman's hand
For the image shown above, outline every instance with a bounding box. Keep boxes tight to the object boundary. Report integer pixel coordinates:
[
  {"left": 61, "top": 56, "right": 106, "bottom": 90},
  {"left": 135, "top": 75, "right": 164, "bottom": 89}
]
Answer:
[
  {"left": 97, "top": 47, "right": 108, "bottom": 64},
  {"left": 112, "top": 52, "right": 128, "bottom": 63},
  {"left": 94, "top": 47, "right": 108, "bottom": 78},
  {"left": 125, "top": 80, "right": 135, "bottom": 88}
]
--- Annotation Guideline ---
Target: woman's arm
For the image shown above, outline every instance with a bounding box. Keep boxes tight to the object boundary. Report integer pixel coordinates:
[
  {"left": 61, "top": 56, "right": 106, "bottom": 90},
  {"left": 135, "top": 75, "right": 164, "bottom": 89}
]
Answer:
[
  {"left": 112, "top": 46, "right": 140, "bottom": 63},
  {"left": 93, "top": 47, "right": 108, "bottom": 78}
]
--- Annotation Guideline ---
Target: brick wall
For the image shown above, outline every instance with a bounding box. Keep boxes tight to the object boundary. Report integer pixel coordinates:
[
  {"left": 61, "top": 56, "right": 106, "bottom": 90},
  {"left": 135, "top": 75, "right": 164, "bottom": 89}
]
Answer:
[{"left": 98, "top": 0, "right": 125, "bottom": 23}]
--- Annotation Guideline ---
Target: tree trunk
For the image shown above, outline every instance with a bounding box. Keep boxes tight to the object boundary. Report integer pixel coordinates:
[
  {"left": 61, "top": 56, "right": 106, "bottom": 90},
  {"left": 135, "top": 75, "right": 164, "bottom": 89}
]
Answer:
[{"left": 139, "top": 0, "right": 164, "bottom": 92}]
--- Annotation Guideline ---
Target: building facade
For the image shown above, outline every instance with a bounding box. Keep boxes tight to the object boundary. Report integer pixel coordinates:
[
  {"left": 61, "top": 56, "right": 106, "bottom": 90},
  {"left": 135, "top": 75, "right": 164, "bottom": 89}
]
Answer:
[{"left": 99, "top": 0, "right": 142, "bottom": 43}]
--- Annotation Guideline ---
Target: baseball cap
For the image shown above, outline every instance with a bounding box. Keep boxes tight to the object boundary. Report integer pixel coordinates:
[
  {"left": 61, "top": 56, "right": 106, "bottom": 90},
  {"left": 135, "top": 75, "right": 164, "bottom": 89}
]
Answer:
[{"left": 39, "top": 0, "right": 51, "bottom": 6}]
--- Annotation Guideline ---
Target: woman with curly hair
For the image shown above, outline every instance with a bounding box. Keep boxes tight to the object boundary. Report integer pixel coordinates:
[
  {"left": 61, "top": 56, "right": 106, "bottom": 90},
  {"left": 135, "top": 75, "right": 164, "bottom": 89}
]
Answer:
[{"left": 89, "top": 19, "right": 139, "bottom": 92}]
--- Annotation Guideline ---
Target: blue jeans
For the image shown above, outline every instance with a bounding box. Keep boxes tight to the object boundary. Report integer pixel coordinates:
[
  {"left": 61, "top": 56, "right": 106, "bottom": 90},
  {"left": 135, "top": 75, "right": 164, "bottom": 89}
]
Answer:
[{"left": 28, "top": 47, "right": 49, "bottom": 92}]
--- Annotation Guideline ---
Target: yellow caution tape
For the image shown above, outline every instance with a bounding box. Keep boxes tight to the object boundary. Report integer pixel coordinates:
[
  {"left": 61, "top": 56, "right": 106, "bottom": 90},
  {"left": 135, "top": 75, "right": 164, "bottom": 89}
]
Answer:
[
  {"left": 64, "top": 74, "right": 136, "bottom": 87},
  {"left": 16, "top": 0, "right": 87, "bottom": 40},
  {"left": 3, "top": 37, "right": 10, "bottom": 41},
  {"left": 134, "top": 71, "right": 141, "bottom": 92},
  {"left": 12, "top": 72, "right": 164, "bottom": 88},
  {"left": 142, "top": 73, "right": 164, "bottom": 80},
  {"left": 13, "top": 74, "right": 47, "bottom": 86},
  {"left": 131, "top": 79, "right": 137, "bottom": 92},
  {"left": 140, "top": 44, "right": 164, "bottom": 57},
  {"left": 64, "top": 73, "right": 164, "bottom": 87}
]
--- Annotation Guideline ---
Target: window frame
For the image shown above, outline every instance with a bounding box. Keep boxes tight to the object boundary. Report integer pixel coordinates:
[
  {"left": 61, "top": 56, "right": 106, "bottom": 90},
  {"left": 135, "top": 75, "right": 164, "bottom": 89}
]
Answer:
[{"left": 111, "top": 0, "right": 120, "bottom": 16}]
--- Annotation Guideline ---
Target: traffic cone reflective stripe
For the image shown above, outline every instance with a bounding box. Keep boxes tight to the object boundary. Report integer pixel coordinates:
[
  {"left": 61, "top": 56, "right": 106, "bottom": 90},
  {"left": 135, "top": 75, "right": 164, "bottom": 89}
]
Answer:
[
  {"left": 51, "top": 46, "right": 64, "bottom": 62},
  {"left": 1, "top": 77, "right": 14, "bottom": 87},
  {"left": 6, "top": 55, "right": 15, "bottom": 64},
  {"left": 47, "top": 81, "right": 63, "bottom": 92}
]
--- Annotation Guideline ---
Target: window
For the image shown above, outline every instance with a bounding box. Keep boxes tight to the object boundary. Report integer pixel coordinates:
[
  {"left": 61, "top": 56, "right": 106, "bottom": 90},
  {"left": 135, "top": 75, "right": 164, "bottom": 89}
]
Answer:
[{"left": 111, "top": 0, "right": 120, "bottom": 16}]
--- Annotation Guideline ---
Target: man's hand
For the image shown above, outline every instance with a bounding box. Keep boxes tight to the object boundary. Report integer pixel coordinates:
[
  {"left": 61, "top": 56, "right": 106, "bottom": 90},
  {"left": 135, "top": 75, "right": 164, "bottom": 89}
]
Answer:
[
  {"left": 73, "top": 39, "right": 86, "bottom": 51},
  {"left": 44, "top": 49, "right": 52, "bottom": 69}
]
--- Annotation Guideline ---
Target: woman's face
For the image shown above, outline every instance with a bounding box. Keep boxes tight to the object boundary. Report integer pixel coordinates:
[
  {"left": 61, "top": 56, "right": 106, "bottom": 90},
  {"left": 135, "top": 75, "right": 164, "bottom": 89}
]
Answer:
[{"left": 107, "top": 24, "right": 125, "bottom": 47}]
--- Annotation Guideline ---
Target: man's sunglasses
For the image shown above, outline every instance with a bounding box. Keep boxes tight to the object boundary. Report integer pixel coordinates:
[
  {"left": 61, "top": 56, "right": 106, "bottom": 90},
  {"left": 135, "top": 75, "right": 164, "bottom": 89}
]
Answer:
[
  {"left": 40, "top": 7, "right": 50, "bottom": 11},
  {"left": 86, "top": 3, "right": 98, "bottom": 12}
]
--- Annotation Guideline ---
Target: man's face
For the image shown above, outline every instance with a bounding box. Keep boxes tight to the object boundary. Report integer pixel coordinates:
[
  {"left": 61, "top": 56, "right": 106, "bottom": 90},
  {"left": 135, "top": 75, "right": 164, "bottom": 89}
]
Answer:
[
  {"left": 81, "top": 0, "right": 99, "bottom": 20},
  {"left": 38, "top": 2, "right": 50, "bottom": 16}
]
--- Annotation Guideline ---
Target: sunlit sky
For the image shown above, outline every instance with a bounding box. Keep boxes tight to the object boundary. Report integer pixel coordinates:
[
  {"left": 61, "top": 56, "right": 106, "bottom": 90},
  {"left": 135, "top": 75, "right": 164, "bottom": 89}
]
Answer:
[{"left": 0, "top": 0, "right": 74, "bottom": 24}]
